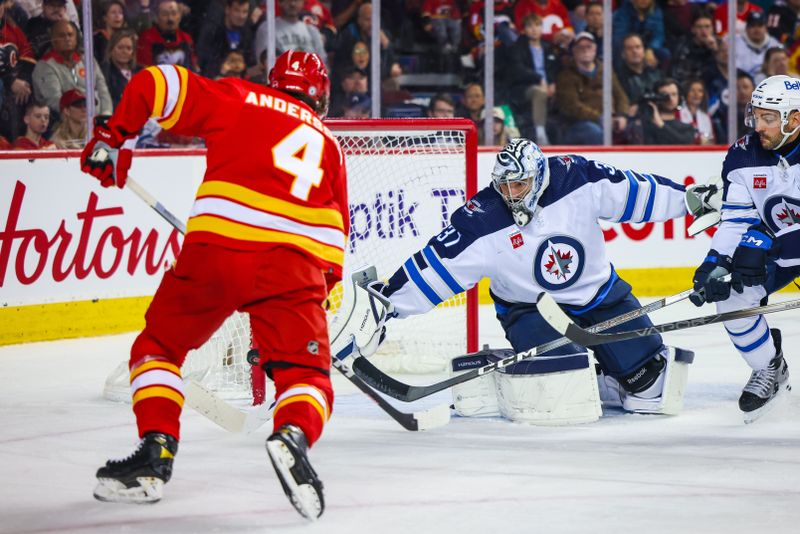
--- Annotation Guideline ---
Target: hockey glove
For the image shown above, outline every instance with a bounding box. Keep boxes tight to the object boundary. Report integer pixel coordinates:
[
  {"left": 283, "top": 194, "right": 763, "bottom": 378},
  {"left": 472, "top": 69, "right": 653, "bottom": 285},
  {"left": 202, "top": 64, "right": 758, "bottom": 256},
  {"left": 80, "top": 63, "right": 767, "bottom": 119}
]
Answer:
[
  {"left": 690, "top": 249, "right": 732, "bottom": 306},
  {"left": 80, "top": 117, "right": 133, "bottom": 188},
  {"left": 731, "top": 224, "right": 777, "bottom": 292},
  {"left": 685, "top": 176, "right": 722, "bottom": 236}
]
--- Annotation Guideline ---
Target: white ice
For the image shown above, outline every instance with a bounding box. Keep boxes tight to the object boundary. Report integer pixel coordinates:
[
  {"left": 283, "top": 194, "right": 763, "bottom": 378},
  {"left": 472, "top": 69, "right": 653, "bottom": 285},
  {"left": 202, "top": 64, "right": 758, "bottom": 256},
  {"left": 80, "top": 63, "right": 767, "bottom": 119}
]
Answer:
[{"left": 2, "top": 298, "right": 800, "bottom": 534}]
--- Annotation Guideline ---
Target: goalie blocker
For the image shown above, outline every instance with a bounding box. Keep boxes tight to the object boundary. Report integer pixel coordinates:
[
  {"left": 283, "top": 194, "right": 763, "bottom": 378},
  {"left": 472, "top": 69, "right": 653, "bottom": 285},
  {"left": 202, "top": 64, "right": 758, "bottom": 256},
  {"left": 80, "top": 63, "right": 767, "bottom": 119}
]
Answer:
[{"left": 451, "top": 346, "right": 694, "bottom": 424}]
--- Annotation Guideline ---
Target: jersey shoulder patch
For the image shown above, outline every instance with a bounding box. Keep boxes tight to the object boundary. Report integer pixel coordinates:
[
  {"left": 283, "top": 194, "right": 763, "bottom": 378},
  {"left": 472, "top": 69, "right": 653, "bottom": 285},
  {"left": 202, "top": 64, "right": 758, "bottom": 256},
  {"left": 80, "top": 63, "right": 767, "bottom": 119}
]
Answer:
[
  {"left": 722, "top": 133, "right": 774, "bottom": 178},
  {"left": 539, "top": 155, "right": 593, "bottom": 208},
  {"left": 451, "top": 186, "right": 514, "bottom": 235}
]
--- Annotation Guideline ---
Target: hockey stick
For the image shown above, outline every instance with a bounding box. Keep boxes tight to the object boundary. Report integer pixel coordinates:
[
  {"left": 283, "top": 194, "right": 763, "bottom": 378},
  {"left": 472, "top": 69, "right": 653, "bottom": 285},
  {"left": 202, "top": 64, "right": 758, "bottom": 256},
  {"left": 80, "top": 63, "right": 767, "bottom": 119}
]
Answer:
[
  {"left": 125, "top": 177, "right": 448, "bottom": 432},
  {"left": 537, "top": 292, "right": 800, "bottom": 346},
  {"left": 352, "top": 284, "right": 701, "bottom": 402}
]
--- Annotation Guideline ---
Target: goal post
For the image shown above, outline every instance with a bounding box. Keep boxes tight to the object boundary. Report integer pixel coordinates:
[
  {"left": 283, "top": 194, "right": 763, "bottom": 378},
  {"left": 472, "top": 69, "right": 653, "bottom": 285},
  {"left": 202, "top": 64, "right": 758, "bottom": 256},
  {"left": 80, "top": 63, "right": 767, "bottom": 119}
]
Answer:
[{"left": 103, "top": 118, "right": 479, "bottom": 404}]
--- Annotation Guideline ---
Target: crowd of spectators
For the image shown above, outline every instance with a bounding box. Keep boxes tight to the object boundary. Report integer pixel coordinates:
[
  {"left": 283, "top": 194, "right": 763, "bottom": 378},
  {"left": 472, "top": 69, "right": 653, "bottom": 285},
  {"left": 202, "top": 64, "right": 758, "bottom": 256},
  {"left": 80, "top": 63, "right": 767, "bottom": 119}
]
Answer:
[{"left": 1, "top": 0, "right": 798, "bottom": 150}]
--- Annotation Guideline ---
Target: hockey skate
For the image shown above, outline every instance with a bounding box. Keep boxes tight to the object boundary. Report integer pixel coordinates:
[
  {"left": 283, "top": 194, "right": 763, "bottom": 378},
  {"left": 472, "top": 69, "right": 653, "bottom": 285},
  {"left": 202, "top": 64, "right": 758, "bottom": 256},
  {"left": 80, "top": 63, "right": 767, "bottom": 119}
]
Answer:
[
  {"left": 739, "top": 329, "right": 791, "bottom": 424},
  {"left": 94, "top": 432, "right": 178, "bottom": 504},
  {"left": 266, "top": 424, "right": 324, "bottom": 521}
]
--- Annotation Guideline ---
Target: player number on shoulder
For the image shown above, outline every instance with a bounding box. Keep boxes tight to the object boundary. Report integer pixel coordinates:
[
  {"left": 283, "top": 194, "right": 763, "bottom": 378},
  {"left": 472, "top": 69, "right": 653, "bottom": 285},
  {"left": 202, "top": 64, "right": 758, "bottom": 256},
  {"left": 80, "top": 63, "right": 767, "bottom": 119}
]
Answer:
[{"left": 273, "top": 124, "right": 325, "bottom": 200}]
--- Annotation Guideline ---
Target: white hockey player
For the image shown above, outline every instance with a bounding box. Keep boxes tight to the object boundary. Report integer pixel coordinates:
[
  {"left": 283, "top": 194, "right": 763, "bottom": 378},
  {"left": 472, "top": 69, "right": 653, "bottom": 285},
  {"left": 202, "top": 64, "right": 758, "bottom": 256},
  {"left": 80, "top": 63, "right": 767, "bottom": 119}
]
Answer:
[
  {"left": 690, "top": 74, "right": 798, "bottom": 423},
  {"left": 340, "top": 138, "right": 696, "bottom": 424}
]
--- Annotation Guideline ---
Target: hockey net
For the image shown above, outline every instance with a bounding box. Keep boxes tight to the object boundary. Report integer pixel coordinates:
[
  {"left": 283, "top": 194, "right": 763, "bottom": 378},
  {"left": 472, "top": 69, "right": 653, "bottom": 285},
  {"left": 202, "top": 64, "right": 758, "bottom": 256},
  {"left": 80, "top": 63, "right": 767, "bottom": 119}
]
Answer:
[{"left": 103, "top": 119, "right": 478, "bottom": 403}]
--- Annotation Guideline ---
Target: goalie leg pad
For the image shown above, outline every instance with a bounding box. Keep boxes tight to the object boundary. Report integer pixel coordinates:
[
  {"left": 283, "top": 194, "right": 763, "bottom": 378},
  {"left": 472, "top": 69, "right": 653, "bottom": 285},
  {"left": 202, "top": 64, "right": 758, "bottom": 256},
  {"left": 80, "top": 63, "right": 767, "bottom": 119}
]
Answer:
[
  {"left": 450, "top": 352, "right": 502, "bottom": 417},
  {"left": 495, "top": 353, "right": 601, "bottom": 426},
  {"left": 620, "top": 346, "right": 693, "bottom": 415}
]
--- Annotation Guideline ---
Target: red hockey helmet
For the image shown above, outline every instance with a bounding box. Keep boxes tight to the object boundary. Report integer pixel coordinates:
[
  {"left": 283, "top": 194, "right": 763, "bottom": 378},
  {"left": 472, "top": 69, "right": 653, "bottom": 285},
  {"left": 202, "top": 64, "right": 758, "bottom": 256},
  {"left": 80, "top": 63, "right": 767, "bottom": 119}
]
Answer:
[{"left": 269, "top": 50, "right": 330, "bottom": 117}]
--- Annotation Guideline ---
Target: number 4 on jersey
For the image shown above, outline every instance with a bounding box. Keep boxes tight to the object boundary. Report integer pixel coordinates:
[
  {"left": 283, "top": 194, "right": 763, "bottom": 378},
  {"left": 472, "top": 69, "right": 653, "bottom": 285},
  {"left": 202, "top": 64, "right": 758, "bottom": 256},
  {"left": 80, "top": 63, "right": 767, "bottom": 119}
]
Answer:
[{"left": 273, "top": 124, "right": 325, "bottom": 200}]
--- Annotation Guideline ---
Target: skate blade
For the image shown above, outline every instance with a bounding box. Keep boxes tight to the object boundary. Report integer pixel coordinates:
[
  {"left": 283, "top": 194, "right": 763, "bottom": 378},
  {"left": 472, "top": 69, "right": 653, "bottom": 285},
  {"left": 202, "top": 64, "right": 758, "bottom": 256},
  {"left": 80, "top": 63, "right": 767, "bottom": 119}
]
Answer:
[
  {"left": 743, "top": 383, "right": 792, "bottom": 424},
  {"left": 266, "top": 440, "right": 322, "bottom": 521},
  {"left": 93, "top": 477, "right": 164, "bottom": 504}
]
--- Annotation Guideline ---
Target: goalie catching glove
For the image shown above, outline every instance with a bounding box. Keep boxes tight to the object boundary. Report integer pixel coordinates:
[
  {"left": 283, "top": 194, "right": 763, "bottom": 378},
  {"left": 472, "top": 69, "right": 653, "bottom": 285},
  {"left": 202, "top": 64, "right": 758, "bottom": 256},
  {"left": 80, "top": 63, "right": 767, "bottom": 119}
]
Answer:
[
  {"left": 329, "top": 267, "right": 394, "bottom": 363},
  {"left": 80, "top": 116, "right": 136, "bottom": 188}
]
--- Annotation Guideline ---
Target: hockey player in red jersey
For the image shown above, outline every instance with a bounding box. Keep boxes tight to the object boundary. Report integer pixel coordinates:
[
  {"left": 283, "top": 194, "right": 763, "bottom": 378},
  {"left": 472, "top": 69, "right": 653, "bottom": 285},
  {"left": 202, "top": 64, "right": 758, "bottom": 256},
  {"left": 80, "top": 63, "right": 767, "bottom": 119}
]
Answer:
[{"left": 80, "top": 51, "right": 347, "bottom": 521}]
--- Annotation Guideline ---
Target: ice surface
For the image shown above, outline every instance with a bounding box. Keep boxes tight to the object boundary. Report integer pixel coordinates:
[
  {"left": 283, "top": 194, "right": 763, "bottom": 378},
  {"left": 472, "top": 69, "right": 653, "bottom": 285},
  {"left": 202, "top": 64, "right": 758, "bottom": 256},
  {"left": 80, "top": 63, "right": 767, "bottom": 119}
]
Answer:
[{"left": 2, "top": 299, "right": 800, "bottom": 533}]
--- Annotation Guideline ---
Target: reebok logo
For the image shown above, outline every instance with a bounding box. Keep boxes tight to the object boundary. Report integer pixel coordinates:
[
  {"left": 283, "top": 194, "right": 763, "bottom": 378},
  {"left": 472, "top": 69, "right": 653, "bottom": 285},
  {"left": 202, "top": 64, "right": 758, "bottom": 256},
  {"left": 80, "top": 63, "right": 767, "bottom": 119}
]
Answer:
[{"left": 626, "top": 367, "right": 647, "bottom": 385}]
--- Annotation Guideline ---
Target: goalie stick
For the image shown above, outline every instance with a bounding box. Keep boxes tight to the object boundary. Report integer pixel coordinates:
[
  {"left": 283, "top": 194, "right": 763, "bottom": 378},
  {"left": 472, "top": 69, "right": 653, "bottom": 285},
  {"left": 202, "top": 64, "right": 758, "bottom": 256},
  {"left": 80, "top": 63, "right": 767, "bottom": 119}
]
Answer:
[
  {"left": 536, "top": 292, "right": 800, "bottom": 346},
  {"left": 125, "top": 177, "right": 448, "bottom": 432},
  {"left": 352, "top": 285, "right": 701, "bottom": 402}
]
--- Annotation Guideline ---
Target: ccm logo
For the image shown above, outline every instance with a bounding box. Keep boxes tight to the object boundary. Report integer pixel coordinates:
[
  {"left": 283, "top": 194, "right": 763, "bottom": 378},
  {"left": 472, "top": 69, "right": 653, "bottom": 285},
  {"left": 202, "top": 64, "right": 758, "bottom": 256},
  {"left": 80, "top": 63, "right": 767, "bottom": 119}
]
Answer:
[
  {"left": 754, "top": 176, "right": 767, "bottom": 189},
  {"left": 743, "top": 236, "right": 765, "bottom": 247}
]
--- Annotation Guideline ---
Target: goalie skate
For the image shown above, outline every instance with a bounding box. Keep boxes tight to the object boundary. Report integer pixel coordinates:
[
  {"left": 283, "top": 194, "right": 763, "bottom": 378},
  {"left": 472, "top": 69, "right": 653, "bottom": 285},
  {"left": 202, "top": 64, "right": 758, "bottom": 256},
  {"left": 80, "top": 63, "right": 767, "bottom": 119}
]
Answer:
[
  {"left": 93, "top": 432, "right": 178, "bottom": 504},
  {"left": 740, "top": 330, "right": 791, "bottom": 424},
  {"left": 266, "top": 425, "right": 324, "bottom": 521}
]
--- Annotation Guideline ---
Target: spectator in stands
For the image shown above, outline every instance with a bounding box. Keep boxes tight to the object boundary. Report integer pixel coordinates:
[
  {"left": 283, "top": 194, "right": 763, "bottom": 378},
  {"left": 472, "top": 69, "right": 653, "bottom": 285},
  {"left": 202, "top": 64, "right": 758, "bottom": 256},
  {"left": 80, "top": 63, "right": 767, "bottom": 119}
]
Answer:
[
  {"left": 711, "top": 70, "right": 755, "bottom": 141},
  {"left": 101, "top": 29, "right": 141, "bottom": 108},
  {"left": 514, "top": 0, "right": 574, "bottom": 48},
  {"left": 478, "top": 106, "right": 511, "bottom": 146},
  {"left": 32, "top": 20, "right": 113, "bottom": 116},
  {"left": 641, "top": 78, "right": 696, "bottom": 144},
  {"left": 757, "top": 46, "right": 789, "bottom": 84},
  {"left": 0, "top": 134, "right": 10, "bottom": 149},
  {"left": 290, "top": 0, "right": 337, "bottom": 50},
  {"left": 458, "top": 82, "right": 485, "bottom": 125},
  {"left": 421, "top": 0, "right": 461, "bottom": 55},
  {"left": 767, "top": 0, "right": 800, "bottom": 45},
  {"left": 428, "top": 92, "right": 456, "bottom": 118},
  {"left": 507, "top": 13, "right": 557, "bottom": 145},
  {"left": 336, "top": 2, "right": 397, "bottom": 79},
  {"left": 50, "top": 88, "right": 85, "bottom": 148},
  {"left": 26, "top": 0, "right": 69, "bottom": 59},
  {"left": 612, "top": 0, "right": 668, "bottom": 70},
  {"left": 736, "top": 12, "right": 781, "bottom": 80},
  {"left": 343, "top": 91, "right": 371, "bottom": 118},
  {"left": 662, "top": 0, "right": 693, "bottom": 45},
  {"left": 714, "top": 0, "right": 762, "bottom": 37},
  {"left": 93, "top": 0, "right": 127, "bottom": 63},
  {"left": 555, "top": 31, "right": 629, "bottom": 145},
  {"left": 255, "top": 0, "right": 327, "bottom": 68},
  {"left": 329, "top": 65, "right": 368, "bottom": 117},
  {"left": 12, "top": 99, "right": 54, "bottom": 149},
  {"left": 584, "top": 1, "right": 604, "bottom": 57},
  {"left": 678, "top": 79, "right": 715, "bottom": 144},
  {"left": 137, "top": 0, "right": 197, "bottom": 70},
  {"left": 671, "top": 11, "right": 718, "bottom": 83},
  {"left": 467, "top": 0, "right": 518, "bottom": 49},
  {"left": 1, "top": 0, "right": 36, "bottom": 141},
  {"left": 196, "top": 0, "right": 253, "bottom": 78},
  {"left": 217, "top": 49, "right": 247, "bottom": 78},
  {"left": 616, "top": 33, "right": 663, "bottom": 119}
]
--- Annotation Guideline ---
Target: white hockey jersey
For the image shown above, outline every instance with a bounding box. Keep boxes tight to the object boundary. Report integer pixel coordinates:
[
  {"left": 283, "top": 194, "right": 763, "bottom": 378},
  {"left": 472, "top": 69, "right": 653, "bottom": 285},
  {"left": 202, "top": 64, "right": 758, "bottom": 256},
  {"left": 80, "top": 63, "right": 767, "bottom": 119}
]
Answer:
[
  {"left": 382, "top": 155, "right": 687, "bottom": 318},
  {"left": 711, "top": 132, "right": 800, "bottom": 267}
]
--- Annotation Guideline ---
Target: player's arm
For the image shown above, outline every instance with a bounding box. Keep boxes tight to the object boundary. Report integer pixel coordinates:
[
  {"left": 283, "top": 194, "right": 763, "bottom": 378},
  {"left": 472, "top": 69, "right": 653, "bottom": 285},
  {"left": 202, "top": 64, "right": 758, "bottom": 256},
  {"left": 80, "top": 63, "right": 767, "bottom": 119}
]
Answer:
[
  {"left": 709, "top": 169, "right": 760, "bottom": 257},
  {"left": 80, "top": 66, "right": 236, "bottom": 187},
  {"left": 583, "top": 157, "right": 687, "bottom": 223},
  {"left": 378, "top": 209, "right": 489, "bottom": 320}
]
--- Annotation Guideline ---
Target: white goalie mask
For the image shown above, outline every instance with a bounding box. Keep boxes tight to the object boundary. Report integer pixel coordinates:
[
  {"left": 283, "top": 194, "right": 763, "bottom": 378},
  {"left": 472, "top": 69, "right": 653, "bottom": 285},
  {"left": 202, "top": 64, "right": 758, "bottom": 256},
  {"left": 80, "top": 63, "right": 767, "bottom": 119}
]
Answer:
[
  {"left": 491, "top": 138, "right": 550, "bottom": 226},
  {"left": 745, "top": 75, "right": 800, "bottom": 149}
]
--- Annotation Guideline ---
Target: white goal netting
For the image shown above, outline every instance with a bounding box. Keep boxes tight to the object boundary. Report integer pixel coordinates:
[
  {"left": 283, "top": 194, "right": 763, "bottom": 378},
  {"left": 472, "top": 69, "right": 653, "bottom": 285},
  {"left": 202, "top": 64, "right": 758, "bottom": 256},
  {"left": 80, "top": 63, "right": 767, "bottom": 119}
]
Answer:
[{"left": 104, "top": 121, "right": 477, "bottom": 403}]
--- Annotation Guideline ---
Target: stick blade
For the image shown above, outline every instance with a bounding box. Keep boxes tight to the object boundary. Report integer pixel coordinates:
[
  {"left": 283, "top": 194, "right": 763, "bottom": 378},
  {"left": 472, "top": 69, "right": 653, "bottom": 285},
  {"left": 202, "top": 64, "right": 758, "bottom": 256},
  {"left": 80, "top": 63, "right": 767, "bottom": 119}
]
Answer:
[
  {"left": 185, "top": 380, "right": 272, "bottom": 433},
  {"left": 412, "top": 403, "right": 451, "bottom": 431}
]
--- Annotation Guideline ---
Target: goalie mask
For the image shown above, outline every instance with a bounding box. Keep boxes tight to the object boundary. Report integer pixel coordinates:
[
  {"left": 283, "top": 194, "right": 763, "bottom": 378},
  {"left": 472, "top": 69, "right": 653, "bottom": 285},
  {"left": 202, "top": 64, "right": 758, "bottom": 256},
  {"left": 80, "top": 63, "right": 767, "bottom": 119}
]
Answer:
[
  {"left": 745, "top": 75, "right": 800, "bottom": 149},
  {"left": 491, "top": 138, "right": 550, "bottom": 226}
]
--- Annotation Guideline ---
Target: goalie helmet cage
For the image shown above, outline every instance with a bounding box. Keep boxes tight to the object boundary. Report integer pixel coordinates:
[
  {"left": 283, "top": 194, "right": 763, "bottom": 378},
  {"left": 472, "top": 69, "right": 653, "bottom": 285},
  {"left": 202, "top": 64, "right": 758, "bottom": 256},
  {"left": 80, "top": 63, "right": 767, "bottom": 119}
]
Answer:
[{"left": 103, "top": 118, "right": 479, "bottom": 405}]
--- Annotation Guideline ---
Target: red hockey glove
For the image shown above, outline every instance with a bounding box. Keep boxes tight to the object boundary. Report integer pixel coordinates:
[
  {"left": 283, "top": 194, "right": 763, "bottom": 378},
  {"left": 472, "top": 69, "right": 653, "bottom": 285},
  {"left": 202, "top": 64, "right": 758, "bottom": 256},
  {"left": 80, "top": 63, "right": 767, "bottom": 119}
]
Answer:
[{"left": 80, "top": 117, "right": 133, "bottom": 188}]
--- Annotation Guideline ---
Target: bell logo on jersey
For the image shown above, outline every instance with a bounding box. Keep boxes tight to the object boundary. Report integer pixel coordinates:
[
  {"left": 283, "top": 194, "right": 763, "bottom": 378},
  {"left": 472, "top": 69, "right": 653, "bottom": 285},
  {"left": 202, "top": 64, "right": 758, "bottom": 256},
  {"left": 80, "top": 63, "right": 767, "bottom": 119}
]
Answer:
[
  {"left": 753, "top": 175, "right": 767, "bottom": 189},
  {"left": 509, "top": 231, "right": 524, "bottom": 249},
  {"left": 533, "top": 236, "right": 585, "bottom": 291}
]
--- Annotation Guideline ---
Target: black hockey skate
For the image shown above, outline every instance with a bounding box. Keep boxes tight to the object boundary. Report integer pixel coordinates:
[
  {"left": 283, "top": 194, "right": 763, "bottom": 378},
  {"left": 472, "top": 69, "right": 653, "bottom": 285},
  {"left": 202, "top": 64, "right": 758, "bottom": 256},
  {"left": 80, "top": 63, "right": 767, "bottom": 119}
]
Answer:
[
  {"left": 266, "top": 425, "right": 324, "bottom": 521},
  {"left": 94, "top": 432, "right": 178, "bottom": 504},
  {"left": 739, "top": 329, "right": 791, "bottom": 424}
]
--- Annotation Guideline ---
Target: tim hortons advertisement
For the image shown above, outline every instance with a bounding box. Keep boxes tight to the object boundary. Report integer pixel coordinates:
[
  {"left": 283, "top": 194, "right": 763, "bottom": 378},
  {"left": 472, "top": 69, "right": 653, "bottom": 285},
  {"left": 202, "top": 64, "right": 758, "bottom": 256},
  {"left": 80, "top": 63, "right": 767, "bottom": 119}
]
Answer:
[{"left": 1, "top": 149, "right": 723, "bottom": 310}]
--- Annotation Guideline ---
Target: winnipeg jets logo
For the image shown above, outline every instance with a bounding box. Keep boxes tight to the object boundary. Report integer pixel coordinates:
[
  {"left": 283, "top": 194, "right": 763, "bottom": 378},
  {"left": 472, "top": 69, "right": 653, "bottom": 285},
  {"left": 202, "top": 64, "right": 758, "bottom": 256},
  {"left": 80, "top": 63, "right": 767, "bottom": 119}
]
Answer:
[
  {"left": 764, "top": 195, "right": 800, "bottom": 232},
  {"left": 464, "top": 198, "right": 484, "bottom": 216},
  {"left": 557, "top": 155, "right": 574, "bottom": 171},
  {"left": 544, "top": 245, "right": 573, "bottom": 279},
  {"left": 533, "top": 236, "right": 585, "bottom": 291},
  {"left": 734, "top": 136, "right": 749, "bottom": 150}
]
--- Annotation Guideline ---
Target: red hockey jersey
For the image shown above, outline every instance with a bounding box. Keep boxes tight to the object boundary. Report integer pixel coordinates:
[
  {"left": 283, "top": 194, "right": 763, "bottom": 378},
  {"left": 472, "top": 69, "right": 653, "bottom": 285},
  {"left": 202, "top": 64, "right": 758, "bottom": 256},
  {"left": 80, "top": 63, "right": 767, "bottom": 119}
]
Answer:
[{"left": 108, "top": 65, "right": 349, "bottom": 282}]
